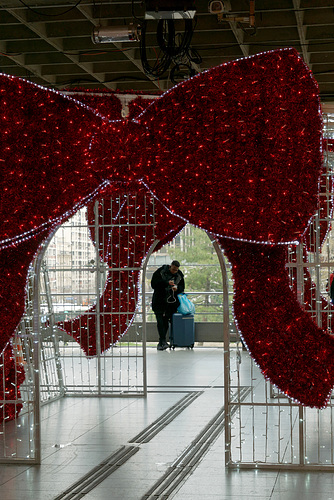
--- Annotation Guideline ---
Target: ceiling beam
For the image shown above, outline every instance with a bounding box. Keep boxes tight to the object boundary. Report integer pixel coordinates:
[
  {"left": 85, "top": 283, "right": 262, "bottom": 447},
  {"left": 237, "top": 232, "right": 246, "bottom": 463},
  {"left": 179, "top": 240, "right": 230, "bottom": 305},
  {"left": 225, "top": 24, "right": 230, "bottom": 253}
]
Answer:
[
  {"left": 227, "top": 21, "right": 249, "bottom": 57},
  {"left": 292, "top": 0, "right": 311, "bottom": 69},
  {"left": 4, "top": 6, "right": 109, "bottom": 88}
]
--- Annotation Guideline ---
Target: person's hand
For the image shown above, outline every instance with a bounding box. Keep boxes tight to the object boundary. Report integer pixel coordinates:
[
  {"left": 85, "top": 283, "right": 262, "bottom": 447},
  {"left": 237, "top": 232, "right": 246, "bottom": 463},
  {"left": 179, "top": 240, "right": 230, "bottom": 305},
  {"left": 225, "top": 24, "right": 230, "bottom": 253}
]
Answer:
[
  {"left": 172, "top": 285, "right": 177, "bottom": 291},
  {"left": 168, "top": 280, "right": 174, "bottom": 286}
]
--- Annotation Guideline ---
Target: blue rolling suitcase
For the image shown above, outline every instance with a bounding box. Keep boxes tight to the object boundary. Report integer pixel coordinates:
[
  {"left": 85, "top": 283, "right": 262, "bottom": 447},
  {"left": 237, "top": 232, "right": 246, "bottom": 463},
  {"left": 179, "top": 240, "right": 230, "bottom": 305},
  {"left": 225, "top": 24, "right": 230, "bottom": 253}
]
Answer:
[{"left": 170, "top": 313, "right": 195, "bottom": 349}]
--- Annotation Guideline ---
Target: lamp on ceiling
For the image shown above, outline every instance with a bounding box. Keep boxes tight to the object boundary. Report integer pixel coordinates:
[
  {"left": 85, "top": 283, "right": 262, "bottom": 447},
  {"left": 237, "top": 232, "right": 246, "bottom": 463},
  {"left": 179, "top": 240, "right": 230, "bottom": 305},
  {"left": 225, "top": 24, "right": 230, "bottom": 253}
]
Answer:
[{"left": 92, "top": 24, "right": 140, "bottom": 44}]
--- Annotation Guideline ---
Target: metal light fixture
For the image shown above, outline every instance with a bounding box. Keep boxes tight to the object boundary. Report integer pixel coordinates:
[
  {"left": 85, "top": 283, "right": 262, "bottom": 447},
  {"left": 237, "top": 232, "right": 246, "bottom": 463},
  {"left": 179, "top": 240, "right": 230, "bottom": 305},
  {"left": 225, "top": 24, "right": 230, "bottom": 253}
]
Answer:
[
  {"left": 208, "top": 0, "right": 231, "bottom": 15},
  {"left": 92, "top": 24, "right": 140, "bottom": 44},
  {"left": 214, "top": 0, "right": 255, "bottom": 28}
]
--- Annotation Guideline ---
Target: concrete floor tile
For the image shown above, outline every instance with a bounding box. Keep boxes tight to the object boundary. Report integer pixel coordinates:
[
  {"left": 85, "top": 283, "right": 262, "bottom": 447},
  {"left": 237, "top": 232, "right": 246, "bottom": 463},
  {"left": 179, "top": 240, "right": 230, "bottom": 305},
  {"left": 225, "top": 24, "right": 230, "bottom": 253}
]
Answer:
[
  {"left": 0, "top": 491, "right": 56, "bottom": 500},
  {"left": 271, "top": 493, "right": 334, "bottom": 500}
]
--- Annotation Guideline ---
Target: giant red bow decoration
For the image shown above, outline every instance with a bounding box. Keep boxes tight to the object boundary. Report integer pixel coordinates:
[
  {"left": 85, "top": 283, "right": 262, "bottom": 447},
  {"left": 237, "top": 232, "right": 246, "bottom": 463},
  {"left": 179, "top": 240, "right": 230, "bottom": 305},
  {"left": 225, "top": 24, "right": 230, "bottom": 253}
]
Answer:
[{"left": 1, "top": 47, "right": 333, "bottom": 409}]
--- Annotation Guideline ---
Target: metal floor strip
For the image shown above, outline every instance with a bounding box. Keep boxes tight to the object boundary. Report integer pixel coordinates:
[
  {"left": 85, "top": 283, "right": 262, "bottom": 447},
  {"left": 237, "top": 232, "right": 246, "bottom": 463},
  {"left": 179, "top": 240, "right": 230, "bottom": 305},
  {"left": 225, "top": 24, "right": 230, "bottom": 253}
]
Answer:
[
  {"left": 129, "top": 391, "right": 203, "bottom": 444},
  {"left": 54, "top": 391, "right": 202, "bottom": 499},
  {"left": 141, "top": 387, "right": 251, "bottom": 500},
  {"left": 54, "top": 445, "right": 139, "bottom": 500}
]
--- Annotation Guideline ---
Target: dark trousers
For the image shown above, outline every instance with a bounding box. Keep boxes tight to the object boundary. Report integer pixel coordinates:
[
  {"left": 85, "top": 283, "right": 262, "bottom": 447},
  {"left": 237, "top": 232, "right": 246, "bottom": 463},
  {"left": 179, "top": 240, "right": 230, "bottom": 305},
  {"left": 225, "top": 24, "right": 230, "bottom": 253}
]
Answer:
[
  {"left": 154, "top": 308, "right": 174, "bottom": 344},
  {"left": 155, "top": 312, "right": 169, "bottom": 344}
]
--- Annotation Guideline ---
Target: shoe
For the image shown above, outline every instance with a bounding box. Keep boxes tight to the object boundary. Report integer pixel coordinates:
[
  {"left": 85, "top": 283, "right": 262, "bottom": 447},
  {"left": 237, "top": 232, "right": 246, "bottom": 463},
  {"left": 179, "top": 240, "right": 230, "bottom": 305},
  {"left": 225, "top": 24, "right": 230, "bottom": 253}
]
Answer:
[{"left": 157, "top": 342, "right": 169, "bottom": 351}]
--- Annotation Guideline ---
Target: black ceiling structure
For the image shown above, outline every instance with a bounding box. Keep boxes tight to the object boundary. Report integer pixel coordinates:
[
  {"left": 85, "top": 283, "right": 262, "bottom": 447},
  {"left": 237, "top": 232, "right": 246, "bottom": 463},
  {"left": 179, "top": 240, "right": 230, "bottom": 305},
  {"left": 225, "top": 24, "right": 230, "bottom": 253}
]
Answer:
[{"left": 0, "top": 0, "right": 334, "bottom": 101}]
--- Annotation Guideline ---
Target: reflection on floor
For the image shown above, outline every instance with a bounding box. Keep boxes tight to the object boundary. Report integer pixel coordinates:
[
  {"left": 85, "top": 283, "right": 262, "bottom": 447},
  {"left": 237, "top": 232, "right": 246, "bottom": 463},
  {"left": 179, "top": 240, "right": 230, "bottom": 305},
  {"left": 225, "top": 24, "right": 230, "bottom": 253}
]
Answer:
[{"left": 1, "top": 347, "right": 334, "bottom": 500}]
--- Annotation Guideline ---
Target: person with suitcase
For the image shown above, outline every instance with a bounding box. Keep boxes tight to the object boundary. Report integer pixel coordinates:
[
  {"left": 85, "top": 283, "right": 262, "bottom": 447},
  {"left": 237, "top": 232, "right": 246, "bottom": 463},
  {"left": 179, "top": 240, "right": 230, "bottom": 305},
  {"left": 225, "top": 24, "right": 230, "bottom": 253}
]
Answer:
[{"left": 151, "top": 260, "right": 185, "bottom": 350}]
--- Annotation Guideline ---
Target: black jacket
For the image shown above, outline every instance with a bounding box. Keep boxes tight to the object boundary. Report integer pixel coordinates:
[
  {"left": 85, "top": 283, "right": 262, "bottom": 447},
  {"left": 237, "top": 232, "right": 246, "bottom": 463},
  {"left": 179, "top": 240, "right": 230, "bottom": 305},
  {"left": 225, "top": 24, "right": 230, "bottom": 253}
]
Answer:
[{"left": 151, "top": 265, "right": 185, "bottom": 314}]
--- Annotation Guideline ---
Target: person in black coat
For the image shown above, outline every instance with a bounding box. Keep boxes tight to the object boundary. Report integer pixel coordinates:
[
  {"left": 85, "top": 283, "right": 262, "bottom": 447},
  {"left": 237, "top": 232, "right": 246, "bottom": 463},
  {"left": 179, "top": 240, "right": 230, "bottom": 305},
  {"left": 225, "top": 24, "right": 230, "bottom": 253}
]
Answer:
[{"left": 151, "top": 260, "right": 185, "bottom": 350}]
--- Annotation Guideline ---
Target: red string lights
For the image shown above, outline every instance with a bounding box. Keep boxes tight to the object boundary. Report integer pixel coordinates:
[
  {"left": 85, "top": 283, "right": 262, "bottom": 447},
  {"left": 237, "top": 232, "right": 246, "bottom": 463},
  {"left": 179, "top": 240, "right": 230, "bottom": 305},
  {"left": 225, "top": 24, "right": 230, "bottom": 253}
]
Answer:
[{"left": 0, "top": 47, "right": 332, "bottom": 413}]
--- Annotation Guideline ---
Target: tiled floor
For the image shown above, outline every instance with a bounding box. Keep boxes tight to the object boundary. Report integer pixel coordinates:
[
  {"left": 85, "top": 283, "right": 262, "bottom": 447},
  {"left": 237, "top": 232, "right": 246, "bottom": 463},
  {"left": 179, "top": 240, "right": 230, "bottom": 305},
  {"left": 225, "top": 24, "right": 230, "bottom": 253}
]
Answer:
[{"left": 1, "top": 347, "right": 334, "bottom": 499}]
